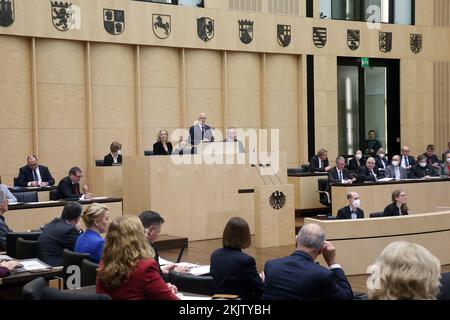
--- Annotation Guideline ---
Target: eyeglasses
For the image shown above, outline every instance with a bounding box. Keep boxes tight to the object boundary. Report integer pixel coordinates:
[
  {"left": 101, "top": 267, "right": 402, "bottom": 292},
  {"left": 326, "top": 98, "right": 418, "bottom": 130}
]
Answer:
[{"left": 75, "top": 175, "right": 83, "bottom": 178}]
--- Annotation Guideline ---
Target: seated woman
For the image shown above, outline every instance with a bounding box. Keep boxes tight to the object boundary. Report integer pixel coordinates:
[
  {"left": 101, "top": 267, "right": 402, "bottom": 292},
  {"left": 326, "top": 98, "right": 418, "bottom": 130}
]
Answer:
[
  {"left": 375, "top": 148, "right": 389, "bottom": 172},
  {"left": 153, "top": 129, "right": 173, "bottom": 156},
  {"left": 348, "top": 150, "right": 365, "bottom": 172},
  {"left": 103, "top": 141, "right": 122, "bottom": 166},
  {"left": 367, "top": 241, "right": 441, "bottom": 300},
  {"left": 440, "top": 151, "right": 450, "bottom": 176},
  {"left": 210, "top": 217, "right": 264, "bottom": 300},
  {"left": 96, "top": 216, "right": 179, "bottom": 300},
  {"left": 74, "top": 203, "right": 110, "bottom": 263},
  {"left": 0, "top": 260, "right": 18, "bottom": 278},
  {"left": 383, "top": 190, "right": 409, "bottom": 216}
]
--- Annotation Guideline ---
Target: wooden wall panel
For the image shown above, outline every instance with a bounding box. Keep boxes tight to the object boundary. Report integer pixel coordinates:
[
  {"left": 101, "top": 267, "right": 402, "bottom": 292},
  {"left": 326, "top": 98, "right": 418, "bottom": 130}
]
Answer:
[{"left": 433, "top": 61, "right": 450, "bottom": 154}]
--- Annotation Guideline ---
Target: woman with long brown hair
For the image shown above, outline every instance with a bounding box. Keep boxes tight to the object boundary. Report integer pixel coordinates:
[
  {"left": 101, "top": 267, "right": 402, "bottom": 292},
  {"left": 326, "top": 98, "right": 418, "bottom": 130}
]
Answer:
[{"left": 96, "top": 215, "right": 179, "bottom": 300}]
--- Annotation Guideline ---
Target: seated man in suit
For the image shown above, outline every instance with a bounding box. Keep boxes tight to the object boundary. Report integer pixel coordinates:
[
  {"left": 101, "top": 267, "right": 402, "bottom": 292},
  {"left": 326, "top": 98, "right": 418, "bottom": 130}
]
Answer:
[
  {"left": 103, "top": 141, "right": 122, "bottom": 166},
  {"left": 263, "top": 223, "right": 353, "bottom": 300},
  {"left": 17, "top": 155, "right": 55, "bottom": 187},
  {"left": 409, "top": 155, "right": 440, "bottom": 179},
  {"left": 0, "top": 191, "right": 13, "bottom": 251},
  {"left": 188, "top": 112, "right": 214, "bottom": 146},
  {"left": 224, "top": 128, "right": 245, "bottom": 153},
  {"left": 56, "top": 167, "right": 91, "bottom": 200},
  {"left": 0, "top": 184, "right": 17, "bottom": 203},
  {"left": 309, "top": 149, "right": 332, "bottom": 173},
  {"left": 400, "top": 145, "right": 416, "bottom": 170},
  {"left": 422, "top": 144, "right": 441, "bottom": 170},
  {"left": 37, "top": 202, "right": 83, "bottom": 267},
  {"left": 384, "top": 155, "right": 408, "bottom": 180},
  {"left": 337, "top": 192, "right": 364, "bottom": 220},
  {"left": 375, "top": 148, "right": 389, "bottom": 172},
  {"left": 358, "top": 157, "right": 384, "bottom": 182},
  {"left": 328, "top": 157, "right": 354, "bottom": 184}
]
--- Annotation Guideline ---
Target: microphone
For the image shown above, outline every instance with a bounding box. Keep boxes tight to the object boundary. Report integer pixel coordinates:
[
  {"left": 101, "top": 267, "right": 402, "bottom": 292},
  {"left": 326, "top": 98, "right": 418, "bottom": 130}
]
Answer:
[
  {"left": 265, "top": 163, "right": 283, "bottom": 185},
  {"left": 259, "top": 163, "right": 275, "bottom": 185},
  {"left": 251, "top": 164, "right": 269, "bottom": 185}
]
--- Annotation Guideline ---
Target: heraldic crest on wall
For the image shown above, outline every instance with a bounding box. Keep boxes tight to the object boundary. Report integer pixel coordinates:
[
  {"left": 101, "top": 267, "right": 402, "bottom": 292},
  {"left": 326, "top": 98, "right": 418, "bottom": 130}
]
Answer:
[
  {"left": 379, "top": 31, "right": 392, "bottom": 53},
  {"left": 104, "top": 9, "right": 125, "bottom": 35},
  {"left": 0, "top": 0, "right": 14, "bottom": 27},
  {"left": 410, "top": 33, "right": 422, "bottom": 54},
  {"left": 51, "top": 1, "right": 74, "bottom": 31},
  {"left": 269, "top": 191, "right": 286, "bottom": 210},
  {"left": 153, "top": 14, "right": 171, "bottom": 39},
  {"left": 197, "top": 17, "right": 214, "bottom": 42},
  {"left": 277, "top": 24, "right": 291, "bottom": 47},
  {"left": 239, "top": 19, "right": 254, "bottom": 44},
  {"left": 313, "top": 27, "right": 327, "bottom": 48},
  {"left": 347, "top": 29, "right": 360, "bottom": 51}
]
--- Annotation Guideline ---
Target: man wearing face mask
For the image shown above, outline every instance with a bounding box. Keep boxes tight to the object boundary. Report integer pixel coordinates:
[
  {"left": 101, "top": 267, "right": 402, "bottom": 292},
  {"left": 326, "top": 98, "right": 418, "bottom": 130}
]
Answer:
[
  {"left": 385, "top": 155, "right": 408, "bottom": 180},
  {"left": 336, "top": 192, "right": 364, "bottom": 220},
  {"left": 409, "top": 155, "right": 440, "bottom": 179},
  {"left": 440, "top": 152, "right": 450, "bottom": 176},
  {"left": 103, "top": 141, "right": 122, "bottom": 166}
]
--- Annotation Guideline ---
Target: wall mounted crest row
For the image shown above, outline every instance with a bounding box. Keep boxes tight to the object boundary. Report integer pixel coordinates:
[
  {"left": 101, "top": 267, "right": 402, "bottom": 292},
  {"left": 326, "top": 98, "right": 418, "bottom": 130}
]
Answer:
[{"left": 0, "top": 0, "right": 423, "bottom": 54}]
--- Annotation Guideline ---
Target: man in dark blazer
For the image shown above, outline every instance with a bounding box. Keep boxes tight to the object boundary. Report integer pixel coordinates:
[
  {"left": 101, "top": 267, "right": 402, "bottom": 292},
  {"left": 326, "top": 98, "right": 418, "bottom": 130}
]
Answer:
[
  {"left": 188, "top": 112, "right": 214, "bottom": 146},
  {"left": 103, "top": 141, "right": 122, "bottom": 166},
  {"left": 400, "top": 145, "right": 416, "bottom": 170},
  {"left": 358, "top": 157, "right": 384, "bottom": 182},
  {"left": 337, "top": 192, "right": 364, "bottom": 220},
  {"left": 328, "top": 157, "right": 354, "bottom": 184},
  {"left": 423, "top": 144, "right": 441, "bottom": 170},
  {"left": 309, "top": 149, "right": 332, "bottom": 172},
  {"left": 17, "top": 155, "right": 55, "bottom": 187},
  {"left": 0, "top": 192, "right": 12, "bottom": 251},
  {"left": 263, "top": 223, "right": 353, "bottom": 300},
  {"left": 56, "top": 167, "right": 90, "bottom": 200},
  {"left": 409, "top": 155, "right": 439, "bottom": 179},
  {"left": 37, "top": 202, "right": 82, "bottom": 267},
  {"left": 384, "top": 155, "right": 408, "bottom": 180}
]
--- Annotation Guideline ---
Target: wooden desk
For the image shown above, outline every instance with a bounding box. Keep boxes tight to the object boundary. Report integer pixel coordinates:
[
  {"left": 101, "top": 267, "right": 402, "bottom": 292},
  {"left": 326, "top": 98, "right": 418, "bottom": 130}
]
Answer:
[
  {"left": 331, "top": 178, "right": 450, "bottom": 216},
  {"left": 90, "top": 165, "right": 123, "bottom": 198},
  {"left": 305, "top": 210, "right": 450, "bottom": 275},
  {"left": 5, "top": 198, "right": 123, "bottom": 231},
  {"left": 8, "top": 186, "right": 57, "bottom": 202},
  {"left": 288, "top": 173, "right": 328, "bottom": 213}
]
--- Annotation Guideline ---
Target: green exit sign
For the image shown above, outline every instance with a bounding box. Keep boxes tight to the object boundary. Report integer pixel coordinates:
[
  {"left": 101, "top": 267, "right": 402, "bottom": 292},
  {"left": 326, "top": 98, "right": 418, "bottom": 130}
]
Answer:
[{"left": 361, "top": 57, "right": 370, "bottom": 68}]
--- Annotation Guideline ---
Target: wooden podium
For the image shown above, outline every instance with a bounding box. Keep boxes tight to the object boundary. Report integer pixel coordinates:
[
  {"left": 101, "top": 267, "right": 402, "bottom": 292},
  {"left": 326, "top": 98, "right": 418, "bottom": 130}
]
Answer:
[{"left": 254, "top": 184, "right": 295, "bottom": 248}]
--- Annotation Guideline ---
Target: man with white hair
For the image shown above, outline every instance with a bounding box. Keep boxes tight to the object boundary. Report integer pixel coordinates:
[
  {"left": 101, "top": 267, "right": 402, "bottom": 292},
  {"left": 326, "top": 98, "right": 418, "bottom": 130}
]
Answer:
[
  {"left": 263, "top": 223, "right": 353, "bottom": 300},
  {"left": 188, "top": 112, "right": 214, "bottom": 145}
]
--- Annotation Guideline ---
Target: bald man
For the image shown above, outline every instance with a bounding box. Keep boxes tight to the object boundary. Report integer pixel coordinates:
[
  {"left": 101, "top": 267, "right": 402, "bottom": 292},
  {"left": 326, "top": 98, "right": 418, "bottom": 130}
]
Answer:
[
  {"left": 263, "top": 223, "right": 353, "bottom": 300},
  {"left": 337, "top": 192, "right": 364, "bottom": 220},
  {"left": 17, "top": 155, "right": 55, "bottom": 187},
  {"left": 188, "top": 112, "right": 215, "bottom": 146}
]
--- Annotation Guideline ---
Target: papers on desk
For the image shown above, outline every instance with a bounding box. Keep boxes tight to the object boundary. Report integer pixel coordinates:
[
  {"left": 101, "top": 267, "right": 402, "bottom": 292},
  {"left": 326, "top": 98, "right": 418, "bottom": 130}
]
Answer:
[
  {"left": 158, "top": 258, "right": 210, "bottom": 275},
  {"left": 177, "top": 292, "right": 211, "bottom": 300},
  {"left": 86, "top": 197, "right": 110, "bottom": 200},
  {"left": 0, "top": 255, "right": 13, "bottom": 262},
  {"left": 14, "top": 259, "right": 52, "bottom": 273},
  {"left": 158, "top": 257, "right": 174, "bottom": 266},
  {"left": 26, "top": 201, "right": 60, "bottom": 205},
  {"left": 189, "top": 265, "right": 210, "bottom": 276},
  {"left": 377, "top": 178, "right": 395, "bottom": 182}
]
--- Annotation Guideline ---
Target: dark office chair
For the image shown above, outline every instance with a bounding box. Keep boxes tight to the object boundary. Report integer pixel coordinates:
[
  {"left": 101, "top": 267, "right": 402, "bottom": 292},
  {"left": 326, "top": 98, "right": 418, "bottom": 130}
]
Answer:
[
  {"left": 6, "top": 232, "right": 42, "bottom": 258},
  {"left": 13, "top": 177, "right": 19, "bottom": 186},
  {"left": 21, "top": 277, "right": 47, "bottom": 300},
  {"left": 369, "top": 212, "right": 384, "bottom": 218},
  {"left": 62, "top": 249, "right": 91, "bottom": 289},
  {"left": 95, "top": 160, "right": 105, "bottom": 167},
  {"left": 287, "top": 167, "right": 307, "bottom": 175},
  {"left": 12, "top": 191, "right": 38, "bottom": 203},
  {"left": 49, "top": 189, "right": 59, "bottom": 200},
  {"left": 144, "top": 150, "right": 154, "bottom": 156},
  {"left": 16, "top": 237, "right": 39, "bottom": 259},
  {"left": 176, "top": 239, "right": 188, "bottom": 263},
  {"left": 317, "top": 179, "right": 331, "bottom": 207},
  {"left": 81, "top": 259, "right": 99, "bottom": 287},
  {"left": 168, "top": 271, "right": 215, "bottom": 296},
  {"left": 438, "top": 272, "right": 450, "bottom": 300}
]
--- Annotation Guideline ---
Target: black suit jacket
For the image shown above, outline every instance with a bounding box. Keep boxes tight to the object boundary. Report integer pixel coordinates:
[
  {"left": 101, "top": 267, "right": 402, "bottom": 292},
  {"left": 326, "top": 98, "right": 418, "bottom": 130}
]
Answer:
[
  {"left": 210, "top": 247, "right": 264, "bottom": 300},
  {"left": 308, "top": 156, "right": 329, "bottom": 172},
  {"left": 37, "top": 218, "right": 80, "bottom": 267},
  {"left": 153, "top": 141, "right": 173, "bottom": 156},
  {"left": 375, "top": 157, "right": 389, "bottom": 171},
  {"left": 189, "top": 124, "right": 214, "bottom": 145},
  {"left": 103, "top": 154, "right": 122, "bottom": 166},
  {"left": 383, "top": 203, "right": 408, "bottom": 217},
  {"left": 17, "top": 165, "right": 55, "bottom": 187},
  {"left": 423, "top": 153, "right": 440, "bottom": 166},
  {"left": 263, "top": 250, "right": 353, "bottom": 300},
  {"left": 56, "top": 176, "right": 81, "bottom": 200},
  {"left": 0, "top": 216, "right": 12, "bottom": 251},
  {"left": 409, "top": 164, "right": 439, "bottom": 179},
  {"left": 348, "top": 158, "right": 365, "bottom": 172},
  {"left": 337, "top": 206, "right": 364, "bottom": 220},
  {"left": 358, "top": 166, "right": 384, "bottom": 182},
  {"left": 328, "top": 167, "right": 353, "bottom": 184},
  {"left": 400, "top": 155, "right": 416, "bottom": 168},
  {"left": 362, "top": 139, "right": 382, "bottom": 156}
]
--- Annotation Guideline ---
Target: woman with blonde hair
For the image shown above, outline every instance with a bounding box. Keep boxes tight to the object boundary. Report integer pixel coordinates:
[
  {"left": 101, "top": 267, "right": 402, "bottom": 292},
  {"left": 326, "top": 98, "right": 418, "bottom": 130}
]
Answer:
[
  {"left": 74, "top": 203, "right": 110, "bottom": 263},
  {"left": 367, "top": 241, "right": 441, "bottom": 300},
  {"left": 96, "top": 215, "right": 179, "bottom": 300},
  {"left": 153, "top": 129, "right": 173, "bottom": 155}
]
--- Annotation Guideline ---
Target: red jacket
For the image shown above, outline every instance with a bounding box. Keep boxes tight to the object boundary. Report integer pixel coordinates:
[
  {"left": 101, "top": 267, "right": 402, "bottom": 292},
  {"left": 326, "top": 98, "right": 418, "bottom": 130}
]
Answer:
[{"left": 96, "top": 259, "right": 179, "bottom": 300}]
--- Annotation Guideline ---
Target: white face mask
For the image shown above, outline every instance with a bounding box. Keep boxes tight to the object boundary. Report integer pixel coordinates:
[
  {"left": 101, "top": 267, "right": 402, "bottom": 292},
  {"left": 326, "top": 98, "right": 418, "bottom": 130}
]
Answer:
[
  {"left": 447, "top": 158, "right": 450, "bottom": 164},
  {"left": 117, "top": 150, "right": 122, "bottom": 155},
  {"left": 419, "top": 162, "right": 427, "bottom": 168},
  {"left": 379, "top": 154, "right": 385, "bottom": 159},
  {"left": 352, "top": 199, "right": 361, "bottom": 208},
  {"left": 356, "top": 154, "right": 363, "bottom": 160},
  {"left": 391, "top": 161, "right": 399, "bottom": 167}
]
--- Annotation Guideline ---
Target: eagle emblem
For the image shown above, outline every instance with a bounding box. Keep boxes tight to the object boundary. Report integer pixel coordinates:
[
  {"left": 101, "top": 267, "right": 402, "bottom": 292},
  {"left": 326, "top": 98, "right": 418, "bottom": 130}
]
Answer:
[{"left": 269, "top": 191, "right": 286, "bottom": 210}]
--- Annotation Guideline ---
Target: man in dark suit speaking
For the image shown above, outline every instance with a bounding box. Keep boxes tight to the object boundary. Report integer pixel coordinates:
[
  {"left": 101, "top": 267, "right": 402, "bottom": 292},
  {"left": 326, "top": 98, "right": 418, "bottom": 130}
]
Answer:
[
  {"left": 337, "top": 192, "right": 364, "bottom": 220},
  {"left": 56, "top": 167, "right": 90, "bottom": 200},
  {"left": 17, "top": 155, "right": 55, "bottom": 187},
  {"left": 263, "top": 223, "right": 353, "bottom": 300},
  {"left": 188, "top": 112, "right": 214, "bottom": 146}
]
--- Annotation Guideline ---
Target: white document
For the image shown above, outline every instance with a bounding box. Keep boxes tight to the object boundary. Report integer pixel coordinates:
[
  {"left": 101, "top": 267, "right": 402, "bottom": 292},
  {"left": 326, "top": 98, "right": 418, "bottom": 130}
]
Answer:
[
  {"left": 88, "top": 197, "right": 110, "bottom": 200},
  {"left": 377, "top": 178, "right": 394, "bottom": 182},
  {"left": 20, "top": 259, "right": 52, "bottom": 271},
  {"left": 158, "top": 257, "right": 174, "bottom": 266},
  {"left": 188, "top": 265, "right": 210, "bottom": 276},
  {"left": 176, "top": 292, "right": 211, "bottom": 300}
]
